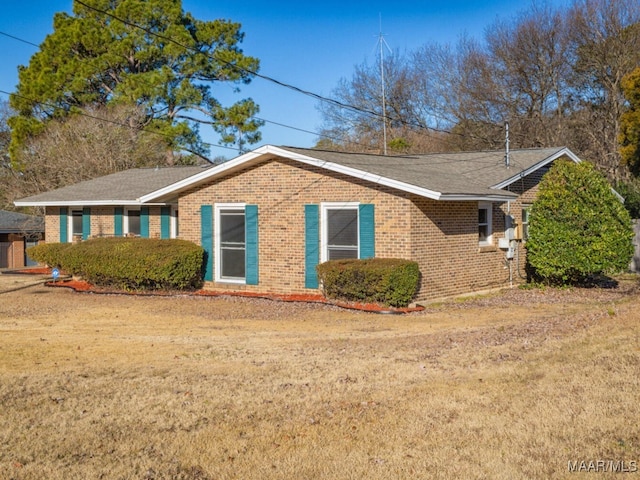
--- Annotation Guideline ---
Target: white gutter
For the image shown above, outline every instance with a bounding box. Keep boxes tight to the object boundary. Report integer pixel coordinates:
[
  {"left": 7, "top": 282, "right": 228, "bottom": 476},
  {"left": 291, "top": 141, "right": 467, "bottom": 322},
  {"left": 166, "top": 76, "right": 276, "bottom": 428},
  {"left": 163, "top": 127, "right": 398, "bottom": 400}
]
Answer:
[{"left": 13, "top": 200, "right": 171, "bottom": 207}]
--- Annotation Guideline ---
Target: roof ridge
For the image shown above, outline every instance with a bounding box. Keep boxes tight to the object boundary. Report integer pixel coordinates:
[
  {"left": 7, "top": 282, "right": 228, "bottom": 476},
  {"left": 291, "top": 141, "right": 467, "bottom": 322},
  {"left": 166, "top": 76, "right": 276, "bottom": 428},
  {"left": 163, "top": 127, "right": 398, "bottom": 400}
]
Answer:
[{"left": 280, "top": 145, "right": 566, "bottom": 158}]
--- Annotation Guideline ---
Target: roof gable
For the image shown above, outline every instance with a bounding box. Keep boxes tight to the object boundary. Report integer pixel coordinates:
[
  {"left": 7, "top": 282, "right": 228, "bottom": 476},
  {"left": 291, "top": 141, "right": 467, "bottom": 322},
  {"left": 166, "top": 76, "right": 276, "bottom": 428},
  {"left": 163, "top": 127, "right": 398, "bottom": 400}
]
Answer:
[{"left": 142, "top": 145, "right": 577, "bottom": 203}]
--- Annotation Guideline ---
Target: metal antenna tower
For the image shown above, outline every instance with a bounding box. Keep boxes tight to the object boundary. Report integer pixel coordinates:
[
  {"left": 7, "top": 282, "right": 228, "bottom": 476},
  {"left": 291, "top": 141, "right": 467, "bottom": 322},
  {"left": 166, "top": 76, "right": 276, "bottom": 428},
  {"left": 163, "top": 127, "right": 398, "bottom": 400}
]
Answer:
[
  {"left": 504, "top": 121, "right": 510, "bottom": 168},
  {"left": 375, "top": 15, "right": 391, "bottom": 155}
]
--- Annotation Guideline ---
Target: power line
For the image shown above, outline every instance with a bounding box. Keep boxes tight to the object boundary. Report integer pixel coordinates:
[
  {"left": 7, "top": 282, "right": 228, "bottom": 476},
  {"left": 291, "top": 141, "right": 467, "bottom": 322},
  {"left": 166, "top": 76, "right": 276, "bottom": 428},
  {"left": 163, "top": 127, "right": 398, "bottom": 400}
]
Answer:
[
  {"left": 0, "top": 31, "right": 39, "bottom": 48},
  {"left": 0, "top": 87, "right": 378, "bottom": 157},
  {"left": 0, "top": 86, "right": 546, "bottom": 186},
  {"left": 0, "top": 25, "right": 387, "bottom": 153},
  {"left": 0, "top": 25, "right": 379, "bottom": 151},
  {"left": 0, "top": 6, "right": 518, "bottom": 153},
  {"left": 0, "top": 10, "right": 494, "bottom": 148},
  {"left": 73, "top": 0, "right": 469, "bottom": 140}
]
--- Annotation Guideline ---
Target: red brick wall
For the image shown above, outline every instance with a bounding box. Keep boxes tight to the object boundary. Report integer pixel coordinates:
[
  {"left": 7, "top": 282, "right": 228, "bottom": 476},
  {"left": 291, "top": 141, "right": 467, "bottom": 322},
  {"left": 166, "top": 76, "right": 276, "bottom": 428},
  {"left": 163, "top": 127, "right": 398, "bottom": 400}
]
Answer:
[{"left": 409, "top": 198, "right": 514, "bottom": 300}]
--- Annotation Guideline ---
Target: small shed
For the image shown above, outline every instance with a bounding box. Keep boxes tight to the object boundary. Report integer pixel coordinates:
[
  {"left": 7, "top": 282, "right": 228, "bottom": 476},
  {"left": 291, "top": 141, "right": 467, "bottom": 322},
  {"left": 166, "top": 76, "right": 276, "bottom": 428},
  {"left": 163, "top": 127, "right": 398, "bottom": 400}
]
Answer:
[{"left": 0, "top": 210, "right": 45, "bottom": 269}]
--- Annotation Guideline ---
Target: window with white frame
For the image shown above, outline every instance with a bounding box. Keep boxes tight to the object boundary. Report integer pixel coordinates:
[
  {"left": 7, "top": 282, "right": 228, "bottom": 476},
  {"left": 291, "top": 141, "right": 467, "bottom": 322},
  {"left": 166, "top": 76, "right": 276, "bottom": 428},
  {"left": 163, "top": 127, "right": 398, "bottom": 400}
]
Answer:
[
  {"left": 215, "top": 204, "right": 246, "bottom": 282},
  {"left": 478, "top": 203, "right": 493, "bottom": 245},
  {"left": 321, "top": 203, "right": 359, "bottom": 262},
  {"left": 69, "top": 209, "right": 83, "bottom": 240},
  {"left": 125, "top": 208, "right": 141, "bottom": 236},
  {"left": 171, "top": 207, "right": 179, "bottom": 238},
  {"left": 521, "top": 205, "right": 531, "bottom": 241}
]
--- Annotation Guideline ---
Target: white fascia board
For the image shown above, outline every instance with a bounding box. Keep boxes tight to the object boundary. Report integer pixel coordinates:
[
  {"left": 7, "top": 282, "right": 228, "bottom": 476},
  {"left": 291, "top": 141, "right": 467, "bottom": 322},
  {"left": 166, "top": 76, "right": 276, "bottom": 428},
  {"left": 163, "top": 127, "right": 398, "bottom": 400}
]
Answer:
[
  {"left": 138, "top": 145, "right": 520, "bottom": 203},
  {"left": 492, "top": 147, "right": 580, "bottom": 190},
  {"left": 13, "top": 200, "right": 145, "bottom": 207},
  {"left": 282, "top": 150, "right": 522, "bottom": 201},
  {"left": 139, "top": 147, "right": 272, "bottom": 203},
  {"left": 139, "top": 145, "right": 447, "bottom": 202}
]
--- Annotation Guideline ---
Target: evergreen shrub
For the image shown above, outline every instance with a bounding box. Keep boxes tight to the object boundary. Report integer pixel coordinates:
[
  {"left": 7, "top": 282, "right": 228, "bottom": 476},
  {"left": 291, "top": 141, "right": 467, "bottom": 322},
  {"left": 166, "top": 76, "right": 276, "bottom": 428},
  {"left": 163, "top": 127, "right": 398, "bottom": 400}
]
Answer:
[
  {"left": 526, "top": 159, "right": 634, "bottom": 285},
  {"left": 316, "top": 258, "right": 420, "bottom": 307},
  {"left": 28, "top": 237, "right": 204, "bottom": 291},
  {"left": 26, "top": 242, "right": 72, "bottom": 268}
]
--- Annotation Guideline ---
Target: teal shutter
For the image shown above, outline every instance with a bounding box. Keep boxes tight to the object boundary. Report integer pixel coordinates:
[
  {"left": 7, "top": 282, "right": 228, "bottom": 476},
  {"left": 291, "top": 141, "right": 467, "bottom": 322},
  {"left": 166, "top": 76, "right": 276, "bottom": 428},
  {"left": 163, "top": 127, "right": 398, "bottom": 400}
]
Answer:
[
  {"left": 82, "top": 207, "right": 91, "bottom": 240},
  {"left": 359, "top": 204, "right": 375, "bottom": 259},
  {"left": 60, "top": 207, "right": 68, "bottom": 243},
  {"left": 140, "top": 207, "right": 150, "bottom": 238},
  {"left": 114, "top": 207, "right": 123, "bottom": 237},
  {"left": 304, "top": 204, "right": 319, "bottom": 288},
  {"left": 200, "top": 205, "right": 213, "bottom": 282},
  {"left": 245, "top": 205, "right": 259, "bottom": 285},
  {"left": 160, "top": 206, "right": 171, "bottom": 239}
]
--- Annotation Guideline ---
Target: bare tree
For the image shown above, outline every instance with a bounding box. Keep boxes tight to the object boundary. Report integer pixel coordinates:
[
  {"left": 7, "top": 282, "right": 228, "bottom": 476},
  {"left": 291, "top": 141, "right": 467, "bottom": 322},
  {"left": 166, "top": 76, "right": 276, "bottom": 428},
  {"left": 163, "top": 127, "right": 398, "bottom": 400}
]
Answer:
[
  {"left": 486, "top": 5, "right": 573, "bottom": 146},
  {"left": 317, "top": 50, "right": 450, "bottom": 154},
  {"left": 319, "top": 0, "right": 640, "bottom": 182},
  {"left": 567, "top": 0, "right": 640, "bottom": 181},
  {"left": 3, "top": 103, "right": 195, "bottom": 208}
]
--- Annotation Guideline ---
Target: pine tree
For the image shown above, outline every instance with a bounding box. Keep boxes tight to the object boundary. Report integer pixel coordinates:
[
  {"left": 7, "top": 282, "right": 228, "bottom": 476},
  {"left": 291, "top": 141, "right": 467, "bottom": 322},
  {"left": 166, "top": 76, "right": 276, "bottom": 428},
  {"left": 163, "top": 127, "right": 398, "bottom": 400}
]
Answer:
[{"left": 9, "top": 0, "right": 263, "bottom": 164}]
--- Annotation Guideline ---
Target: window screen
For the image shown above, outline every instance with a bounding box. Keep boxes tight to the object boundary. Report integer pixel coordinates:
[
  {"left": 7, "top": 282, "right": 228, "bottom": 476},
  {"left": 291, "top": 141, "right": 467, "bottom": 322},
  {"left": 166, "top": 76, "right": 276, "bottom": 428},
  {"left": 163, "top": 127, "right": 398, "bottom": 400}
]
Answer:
[
  {"left": 71, "top": 210, "right": 83, "bottom": 236},
  {"left": 220, "top": 210, "right": 246, "bottom": 279},
  {"left": 128, "top": 210, "right": 141, "bottom": 236},
  {"left": 327, "top": 208, "right": 358, "bottom": 260}
]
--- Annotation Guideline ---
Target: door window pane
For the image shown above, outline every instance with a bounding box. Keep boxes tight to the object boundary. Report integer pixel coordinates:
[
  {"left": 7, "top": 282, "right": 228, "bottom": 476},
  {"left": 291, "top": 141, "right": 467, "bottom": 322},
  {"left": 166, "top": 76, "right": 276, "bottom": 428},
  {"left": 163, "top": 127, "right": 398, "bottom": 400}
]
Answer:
[
  {"left": 220, "top": 210, "right": 245, "bottom": 279},
  {"left": 71, "top": 210, "right": 83, "bottom": 236},
  {"left": 128, "top": 210, "right": 141, "bottom": 236}
]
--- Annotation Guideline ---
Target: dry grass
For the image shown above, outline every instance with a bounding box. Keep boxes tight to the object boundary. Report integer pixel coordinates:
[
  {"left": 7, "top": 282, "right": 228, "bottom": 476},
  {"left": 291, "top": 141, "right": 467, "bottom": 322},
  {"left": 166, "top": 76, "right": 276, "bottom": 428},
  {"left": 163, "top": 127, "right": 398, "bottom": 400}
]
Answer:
[{"left": 0, "top": 280, "right": 639, "bottom": 479}]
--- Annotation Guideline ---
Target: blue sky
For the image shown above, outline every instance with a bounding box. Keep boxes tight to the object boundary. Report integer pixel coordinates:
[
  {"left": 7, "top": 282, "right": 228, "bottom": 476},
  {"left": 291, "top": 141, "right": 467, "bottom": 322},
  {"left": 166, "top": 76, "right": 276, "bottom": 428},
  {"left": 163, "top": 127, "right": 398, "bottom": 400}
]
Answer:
[{"left": 0, "top": 0, "right": 574, "bottom": 160}]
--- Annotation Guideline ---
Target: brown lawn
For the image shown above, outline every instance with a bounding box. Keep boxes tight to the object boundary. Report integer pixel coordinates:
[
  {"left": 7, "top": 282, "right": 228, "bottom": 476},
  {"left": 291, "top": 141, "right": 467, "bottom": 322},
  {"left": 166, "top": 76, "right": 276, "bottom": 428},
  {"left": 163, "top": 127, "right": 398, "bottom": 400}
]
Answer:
[{"left": 0, "top": 278, "right": 639, "bottom": 479}]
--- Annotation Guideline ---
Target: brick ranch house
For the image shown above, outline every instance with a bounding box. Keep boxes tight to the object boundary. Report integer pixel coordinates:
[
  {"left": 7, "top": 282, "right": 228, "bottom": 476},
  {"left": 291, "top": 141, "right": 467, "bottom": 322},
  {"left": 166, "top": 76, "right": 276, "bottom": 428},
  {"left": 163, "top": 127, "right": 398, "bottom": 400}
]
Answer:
[
  {"left": 15, "top": 145, "right": 581, "bottom": 302},
  {"left": 0, "top": 210, "right": 44, "bottom": 269}
]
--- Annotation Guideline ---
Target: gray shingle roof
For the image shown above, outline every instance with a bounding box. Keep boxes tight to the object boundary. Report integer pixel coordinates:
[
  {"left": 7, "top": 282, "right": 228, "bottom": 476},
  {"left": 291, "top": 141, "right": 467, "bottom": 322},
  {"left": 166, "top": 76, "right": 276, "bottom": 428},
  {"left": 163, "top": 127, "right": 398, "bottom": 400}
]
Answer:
[
  {"left": 14, "top": 165, "right": 211, "bottom": 206},
  {"left": 15, "top": 145, "right": 575, "bottom": 206},
  {"left": 0, "top": 210, "right": 44, "bottom": 233},
  {"left": 277, "top": 146, "right": 569, "bottom": 197}
]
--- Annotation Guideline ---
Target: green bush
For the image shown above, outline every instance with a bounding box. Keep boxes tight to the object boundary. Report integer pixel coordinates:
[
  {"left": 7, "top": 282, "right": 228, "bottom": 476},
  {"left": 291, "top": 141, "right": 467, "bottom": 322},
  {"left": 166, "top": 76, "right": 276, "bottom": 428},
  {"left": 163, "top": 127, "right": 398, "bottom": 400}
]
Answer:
[
  {"left": 316, "top": 258, "right": 420, "bottom": 307},
  {"left": 26, "top": 242, "right": 73, "bottom": 268},
  {"left": 526, "top": 159, "right": 634, "bottom": 285},
  {"left": 30, "top": 237, "right": 204, "bottom": 291}
]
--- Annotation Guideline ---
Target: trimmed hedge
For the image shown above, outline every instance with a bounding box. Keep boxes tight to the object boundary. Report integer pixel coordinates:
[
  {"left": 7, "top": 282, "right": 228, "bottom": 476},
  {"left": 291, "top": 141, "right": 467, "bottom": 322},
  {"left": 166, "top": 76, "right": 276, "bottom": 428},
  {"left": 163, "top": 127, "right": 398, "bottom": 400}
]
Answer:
[
  {"left": 316, "top": 258, "right": 420, "bottom": 307},
  {"left": 27, "top": 237, "right": 204, "bottom": 291},
  {"left": 25, "top": 242, "right": 72, "bottom": 268}
]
